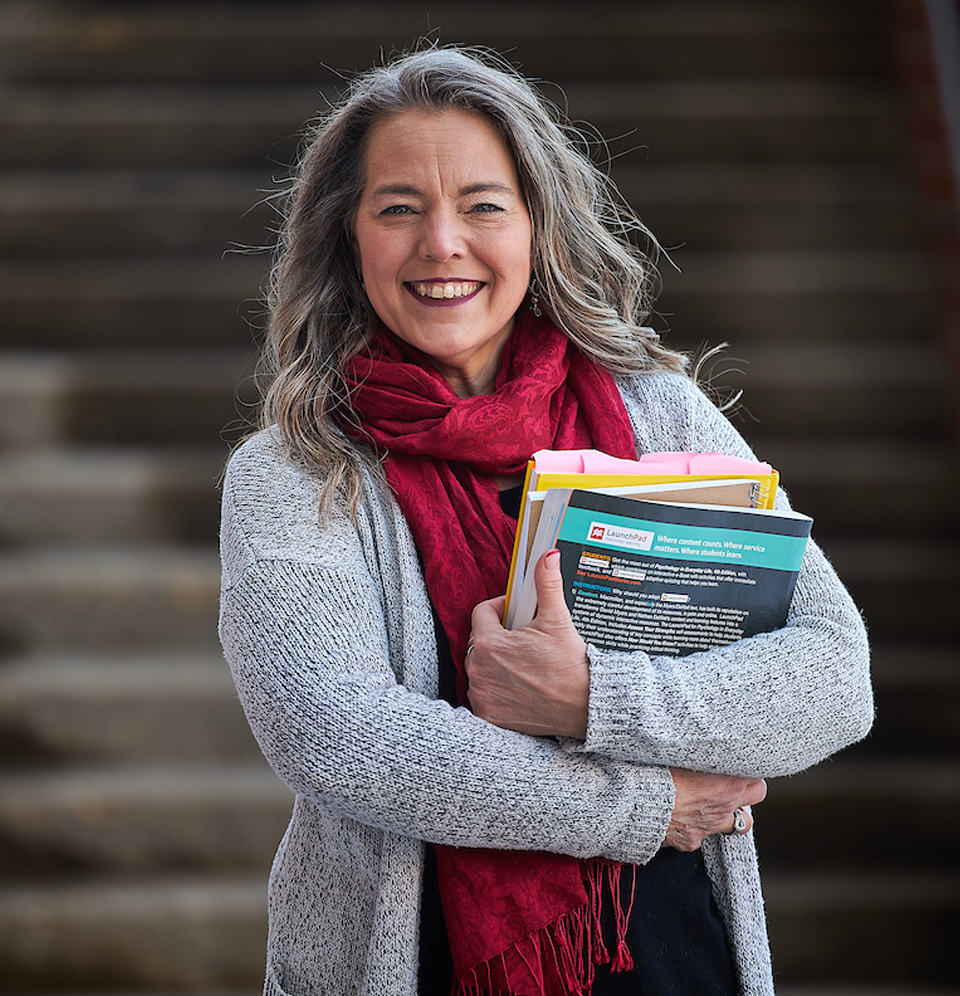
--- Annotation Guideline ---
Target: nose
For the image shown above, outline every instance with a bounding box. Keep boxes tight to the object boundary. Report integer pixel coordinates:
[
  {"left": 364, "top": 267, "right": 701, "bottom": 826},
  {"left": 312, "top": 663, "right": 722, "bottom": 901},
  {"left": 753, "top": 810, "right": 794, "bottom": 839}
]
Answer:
[{"left": 418, "top": 206, "right": 464, "bottom": 262}]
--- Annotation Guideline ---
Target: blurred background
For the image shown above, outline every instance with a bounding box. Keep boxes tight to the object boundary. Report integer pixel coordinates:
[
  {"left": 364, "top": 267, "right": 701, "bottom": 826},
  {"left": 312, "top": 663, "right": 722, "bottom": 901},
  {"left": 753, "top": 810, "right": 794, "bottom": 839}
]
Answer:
[{"left": 0, "top": 1, "right": 957, "bottom": 993}]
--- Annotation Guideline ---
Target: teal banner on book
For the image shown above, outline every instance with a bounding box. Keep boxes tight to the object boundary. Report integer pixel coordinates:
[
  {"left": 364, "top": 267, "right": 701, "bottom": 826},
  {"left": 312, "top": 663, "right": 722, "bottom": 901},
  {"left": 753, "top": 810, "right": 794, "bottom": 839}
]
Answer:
[{"left": 559, "top": 506, "right": 808, "bottom": 573}]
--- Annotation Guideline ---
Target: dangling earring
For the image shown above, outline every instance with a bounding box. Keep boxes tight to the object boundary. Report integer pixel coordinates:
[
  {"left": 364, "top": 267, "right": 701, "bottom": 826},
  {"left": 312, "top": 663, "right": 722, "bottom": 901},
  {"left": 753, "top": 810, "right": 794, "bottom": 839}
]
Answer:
[{"left": 529, "top": 278, "right": 542, "bottom": 318}]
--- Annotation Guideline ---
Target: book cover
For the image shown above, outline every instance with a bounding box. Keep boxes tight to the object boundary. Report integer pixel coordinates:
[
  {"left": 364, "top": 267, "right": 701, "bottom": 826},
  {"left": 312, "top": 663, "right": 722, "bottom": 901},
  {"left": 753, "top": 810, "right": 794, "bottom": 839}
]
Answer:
[
  {"left": 553, "top": 490, "right": 812, "bottom": 655},
  {"left": 503, "top": 449, "right": 780, "bottom": 629},
  {"left": 505, "top": 478, "right": 763, "bottom": 631}
]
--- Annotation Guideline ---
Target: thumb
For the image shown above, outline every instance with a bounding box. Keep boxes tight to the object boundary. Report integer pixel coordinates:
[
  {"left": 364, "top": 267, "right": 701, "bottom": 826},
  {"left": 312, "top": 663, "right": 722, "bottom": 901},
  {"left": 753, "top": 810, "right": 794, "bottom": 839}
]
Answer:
[{"left": 532, "top": 549, "right": 573, "bottom": 629}]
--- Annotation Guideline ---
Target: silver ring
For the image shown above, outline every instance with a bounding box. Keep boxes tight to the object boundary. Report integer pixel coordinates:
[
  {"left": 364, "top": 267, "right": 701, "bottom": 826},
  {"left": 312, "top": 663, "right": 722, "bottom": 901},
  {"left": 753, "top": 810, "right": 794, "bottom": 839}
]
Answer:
[
  {"left": 729, "top": 808, "right": 748, "bottom": 835},
  {"left": 465, "top": 644, "right": 474, "bottom": 657}
]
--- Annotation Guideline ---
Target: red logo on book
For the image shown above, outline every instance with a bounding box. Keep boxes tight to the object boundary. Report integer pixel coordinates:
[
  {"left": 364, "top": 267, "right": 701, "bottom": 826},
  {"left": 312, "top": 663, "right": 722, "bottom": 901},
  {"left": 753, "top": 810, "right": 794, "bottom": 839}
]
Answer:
[{"left": 589, "top": 524, "right": 606, "bottom": 541}]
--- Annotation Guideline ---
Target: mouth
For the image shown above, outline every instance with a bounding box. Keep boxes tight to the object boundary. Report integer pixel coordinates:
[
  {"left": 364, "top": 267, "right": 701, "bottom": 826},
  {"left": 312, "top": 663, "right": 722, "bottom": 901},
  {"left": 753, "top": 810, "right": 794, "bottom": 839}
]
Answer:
[{"left": 408, "top": 280, "right": 484, "bottom": 301}]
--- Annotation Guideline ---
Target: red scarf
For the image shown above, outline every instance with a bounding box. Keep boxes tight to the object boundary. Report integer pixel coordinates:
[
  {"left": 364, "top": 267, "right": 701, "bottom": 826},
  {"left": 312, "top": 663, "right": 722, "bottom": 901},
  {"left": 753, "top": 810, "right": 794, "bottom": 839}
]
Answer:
[{"left": 344, "top": 309, "right": 639, "bottom": 996}]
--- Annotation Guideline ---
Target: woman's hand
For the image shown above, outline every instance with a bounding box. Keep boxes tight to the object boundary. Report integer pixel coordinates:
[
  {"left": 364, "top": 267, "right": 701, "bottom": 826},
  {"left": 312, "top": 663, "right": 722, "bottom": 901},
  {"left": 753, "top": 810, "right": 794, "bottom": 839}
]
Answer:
[
  {"left": 466, "top": 549, "right": 590, "bottom": 739},
  {"left": 664, "top": 768, "right": 768, "bottom": 850}
]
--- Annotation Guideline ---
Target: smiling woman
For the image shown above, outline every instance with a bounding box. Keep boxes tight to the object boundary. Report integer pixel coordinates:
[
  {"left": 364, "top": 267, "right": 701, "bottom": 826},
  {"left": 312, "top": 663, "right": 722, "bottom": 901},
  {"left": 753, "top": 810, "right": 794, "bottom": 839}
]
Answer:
[
  {"left": 219, "top": 45, "right": 872, "bottom": 996},
  {"left": 354, "top": 109, "right": 533, "bottom": 397}
]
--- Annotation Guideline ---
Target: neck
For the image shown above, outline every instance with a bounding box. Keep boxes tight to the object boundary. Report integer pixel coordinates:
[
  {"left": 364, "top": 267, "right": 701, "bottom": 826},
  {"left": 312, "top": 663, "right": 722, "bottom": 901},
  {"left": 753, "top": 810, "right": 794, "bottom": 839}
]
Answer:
[
  {"left": 431, "top": 316, "right": 518, "bottom": 398},
  {"left": 432, "top": 346, "right": 506, "bottom": 398},
  {"left": 438, "top": 363, "right": 499, "bottom": 398}
]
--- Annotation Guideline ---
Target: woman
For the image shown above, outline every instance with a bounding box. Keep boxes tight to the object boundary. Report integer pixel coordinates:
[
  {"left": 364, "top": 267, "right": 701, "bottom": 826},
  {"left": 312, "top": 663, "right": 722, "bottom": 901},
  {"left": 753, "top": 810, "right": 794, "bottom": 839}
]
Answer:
[{"left": 219, "top": 47, "right": 872, "bottom": 996}]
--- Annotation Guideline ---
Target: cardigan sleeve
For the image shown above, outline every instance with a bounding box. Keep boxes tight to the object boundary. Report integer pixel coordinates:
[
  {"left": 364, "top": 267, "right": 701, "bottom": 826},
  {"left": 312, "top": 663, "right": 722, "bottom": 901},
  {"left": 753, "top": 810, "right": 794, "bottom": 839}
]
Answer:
[
  {"left": 219, "top": 432, "right": 675, "bottom": 865},
  {"left": 570, "top": 373, "right": 874, "bottom": 778}
]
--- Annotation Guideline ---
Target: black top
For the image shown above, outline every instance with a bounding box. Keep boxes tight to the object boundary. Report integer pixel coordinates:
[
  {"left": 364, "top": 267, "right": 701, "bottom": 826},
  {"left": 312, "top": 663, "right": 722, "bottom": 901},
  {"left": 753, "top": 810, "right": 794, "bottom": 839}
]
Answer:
[{"left": 418, "top": 486, "right": 738, "bottom": 996}]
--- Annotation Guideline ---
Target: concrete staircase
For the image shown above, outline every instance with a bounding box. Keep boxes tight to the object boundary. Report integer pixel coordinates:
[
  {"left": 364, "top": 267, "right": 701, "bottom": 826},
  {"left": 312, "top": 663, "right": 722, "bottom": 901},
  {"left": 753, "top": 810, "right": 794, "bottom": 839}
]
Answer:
[{"left": 0, "top": 2, "right": 957, "bottom": 993}]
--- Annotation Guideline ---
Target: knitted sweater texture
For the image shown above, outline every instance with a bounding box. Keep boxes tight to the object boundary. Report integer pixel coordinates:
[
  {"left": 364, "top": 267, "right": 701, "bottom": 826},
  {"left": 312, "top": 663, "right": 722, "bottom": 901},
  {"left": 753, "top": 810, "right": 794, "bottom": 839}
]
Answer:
[{"left": 219, "top": 371, "right": 873, "bottom": 996}]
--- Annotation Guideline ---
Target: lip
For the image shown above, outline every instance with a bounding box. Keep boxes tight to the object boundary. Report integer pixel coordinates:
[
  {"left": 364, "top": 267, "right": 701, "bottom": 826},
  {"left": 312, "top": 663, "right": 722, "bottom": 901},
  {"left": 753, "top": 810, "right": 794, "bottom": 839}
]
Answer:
[{"left": 404, "top": 280, "right": 484, "bottom": 307}]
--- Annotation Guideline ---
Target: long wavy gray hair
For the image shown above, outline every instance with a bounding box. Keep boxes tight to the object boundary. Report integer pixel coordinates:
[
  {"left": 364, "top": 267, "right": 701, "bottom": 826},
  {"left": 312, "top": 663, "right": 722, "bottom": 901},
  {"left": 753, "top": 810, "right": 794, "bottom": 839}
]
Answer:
[{"left": 260, "top": 45, "right": 688, "bottom": 509}]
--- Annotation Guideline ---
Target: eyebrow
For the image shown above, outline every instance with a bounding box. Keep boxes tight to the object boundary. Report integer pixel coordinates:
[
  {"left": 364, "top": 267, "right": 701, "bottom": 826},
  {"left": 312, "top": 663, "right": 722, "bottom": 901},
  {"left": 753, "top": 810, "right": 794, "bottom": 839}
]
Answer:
[{"left": 368, "top": 181, "right": 518, "bottom": 198}]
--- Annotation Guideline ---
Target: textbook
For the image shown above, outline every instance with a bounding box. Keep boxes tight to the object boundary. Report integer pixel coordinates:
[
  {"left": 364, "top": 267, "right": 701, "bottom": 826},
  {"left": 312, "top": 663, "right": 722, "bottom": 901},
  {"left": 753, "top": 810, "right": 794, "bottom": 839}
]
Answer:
[
  {"left": 516, "top": 449, "right": 780, "bottom": 510},
  {"left": 503, "top": 449, "right": 781, "bottom": 630},
  {"left": 517, "top": 489, "right": 812, "bottom": 655}
]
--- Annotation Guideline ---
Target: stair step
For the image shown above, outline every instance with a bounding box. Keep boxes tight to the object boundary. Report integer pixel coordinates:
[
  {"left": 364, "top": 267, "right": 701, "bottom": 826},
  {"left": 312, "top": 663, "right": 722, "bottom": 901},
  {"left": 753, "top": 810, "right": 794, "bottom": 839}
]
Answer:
[
  {"left": 764, "top": 871, "right": 960, "bottom": 984},
  {"left": 0, "top": 2, "right": 886, "bottom": 87},
  {"left": 0, "top": 257, "right": 263, "bottom": 349},
  {"left": 0, "top": 651, "right": 259, "bottom": 762},
  {"left": 661, "top": 248, "right": 931, "bottom": 299},
  {"left": 0, "top": 875, "right": 267, "bottom": 990},
  {"left": 0, "top": 169, "right": 276, "bottom": 258},
  {"left": 758, "top": 758, "right": 960, "bottom": 869},
  {"left": 0, "top": 762, "right": 289, "bottom": 876},
  {"left": 641, "top": 199, "right": 920, "bottom": 254},
  {"left": 2, "top": 870, "right": 953, "bottom": 990},
  {"left": 665, "top": 288, "right": 934, "bottom": 347},
  {"left": 0, "top": 349, "right": 255, "bottom": 447},
  {"left": 856, "top": 643, "right": 960, "bottom": 757},
  {"left": 0, "top": 335, "right": 945, "bottom": 453},
  {"left": 0, "top": 85, "right": 320, "bottom": 169},
  {"left": 870, "top": 643, "right": 960, "bottom": 684},
  {"left": 776, "top": 988, "right": 960, "bottom": 996},
  {"left": 0, "top": 545, "right": 220, "bottom": 654},
  {"left": 1, "top": 435, "right": 949, "bottom": 548},
  {"left": 659, "top": 248, "right": 934, "bottom": 345},
  {"left": 567, "top": 78, "right": 901, "bottom": 165},
  {"left": 621, "top": 161, "right": 912, "bottom": 206},
  {"left": 627, "top": 160, "right": 921, "bottom": 250},
  {"left": 719, "top": 337, "right": 952, "bottom": 433},
  {"left": 746, "top": 438, "right": 957, "bottom": 532},
  {"left": 0, "top": 448, "right": 224, "bottom": 544},
  {"left": 0, "top": 78, "right": 899, "bottom": 170},
  {"left": 6, "top": 993, "right": 249, "bottom": 996},
  {"left": 817, "top": 538, "right": 959, "bottom": 641}
]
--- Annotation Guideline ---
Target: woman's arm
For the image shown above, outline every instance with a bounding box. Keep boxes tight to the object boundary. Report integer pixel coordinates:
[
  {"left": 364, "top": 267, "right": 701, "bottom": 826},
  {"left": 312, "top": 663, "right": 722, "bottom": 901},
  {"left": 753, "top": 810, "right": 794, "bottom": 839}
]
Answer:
[
  {"left": 596, "top": 373, "right": 873, "bottom": 776},
  {"left": 578, "top": 535, "right": 872, "bottom": 777},
  {"left": 221, "top": 557, "right": 674, "bottom": 860},
  {"left": 465, "top": 539, "right": 869, "bottom": 779},
  {"left": 219, "top": 434, "right": 675, "bottom": 865},
  {"left": 465, "top": 374, "right": 873, "bottom": 779}
]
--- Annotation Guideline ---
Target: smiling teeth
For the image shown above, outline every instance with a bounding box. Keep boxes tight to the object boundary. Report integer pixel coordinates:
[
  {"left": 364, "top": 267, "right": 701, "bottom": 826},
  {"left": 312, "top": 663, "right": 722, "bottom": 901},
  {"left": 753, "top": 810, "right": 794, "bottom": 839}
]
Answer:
[{"left": 414, "top": 282, "right": 480, "bottom": 299}]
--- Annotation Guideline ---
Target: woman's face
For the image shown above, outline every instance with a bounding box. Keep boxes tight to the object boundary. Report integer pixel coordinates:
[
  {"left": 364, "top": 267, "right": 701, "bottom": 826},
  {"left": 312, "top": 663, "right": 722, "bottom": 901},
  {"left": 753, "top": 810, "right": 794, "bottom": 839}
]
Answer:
[{"left": 354, "top": 108, "right": 533, "bottom": 397}]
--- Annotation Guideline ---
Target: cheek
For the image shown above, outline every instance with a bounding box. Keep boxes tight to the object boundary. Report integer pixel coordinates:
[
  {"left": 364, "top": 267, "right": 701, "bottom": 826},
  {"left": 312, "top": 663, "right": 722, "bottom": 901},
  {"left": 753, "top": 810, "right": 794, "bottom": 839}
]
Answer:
[
  {"left": 502, "top": 226, "right": 533, "bottom": 282},
  {"left": 357, "top": 246, "right": 398, "bottom": 300}
]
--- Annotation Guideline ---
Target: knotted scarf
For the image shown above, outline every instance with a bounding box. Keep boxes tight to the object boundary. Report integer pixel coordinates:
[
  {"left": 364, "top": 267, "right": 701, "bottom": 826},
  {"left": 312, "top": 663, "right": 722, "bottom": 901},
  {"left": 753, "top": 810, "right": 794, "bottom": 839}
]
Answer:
[{"left": 343, "top": 308, "right": 639, "bottom": 995}]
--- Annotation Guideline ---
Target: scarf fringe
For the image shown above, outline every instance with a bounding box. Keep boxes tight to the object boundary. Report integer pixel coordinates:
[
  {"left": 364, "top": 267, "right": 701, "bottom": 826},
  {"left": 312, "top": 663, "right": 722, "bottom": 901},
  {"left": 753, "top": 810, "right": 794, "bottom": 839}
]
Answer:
[{"left": 453, "top": 860, "right": 635, "bottom": 996}]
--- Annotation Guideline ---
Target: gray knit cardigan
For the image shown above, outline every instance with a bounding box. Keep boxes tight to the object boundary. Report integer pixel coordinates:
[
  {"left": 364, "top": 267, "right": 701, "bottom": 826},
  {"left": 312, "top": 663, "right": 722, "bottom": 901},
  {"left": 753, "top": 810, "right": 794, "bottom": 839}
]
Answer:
[{"left": 219, "top": 370, "right": 873, "bottom": 996}]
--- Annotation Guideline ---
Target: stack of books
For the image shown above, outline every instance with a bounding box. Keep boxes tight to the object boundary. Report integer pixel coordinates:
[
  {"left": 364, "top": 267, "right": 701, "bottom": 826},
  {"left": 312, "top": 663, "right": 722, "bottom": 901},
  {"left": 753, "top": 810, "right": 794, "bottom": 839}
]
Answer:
[{"left": 504, "top": 450, "right": 812, "bottom": 656}]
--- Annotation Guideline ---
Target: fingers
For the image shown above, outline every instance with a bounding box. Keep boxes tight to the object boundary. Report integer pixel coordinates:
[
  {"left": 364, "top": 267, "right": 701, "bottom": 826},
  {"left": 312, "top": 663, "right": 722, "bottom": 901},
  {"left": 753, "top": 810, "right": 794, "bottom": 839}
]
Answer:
[
  {"left": 464, "top": 552, "right": 589, "bottom": 739},
  {"left": 724, "top": 779, "right": 765, "bottom": 837},
  {"left": 468, "top": 549, "right": 570, "bottom": 644},
  {"left": 743, "top": 777, "right": 767, "bottom": 807},
  {"left": 667, "top": 804, "right": 756, "bottom": 851},
  {"left": 666, "top": 770, "right": 767, "bottom": 851},
  {"left": 471, "top": 594, "right": 506, "bottom": 634},
  {"left": 721, "top": 776, "right": 766, "bottom": 837},
  {"left": 530, "top": 549, "right": 572, "bottom": 631},
  {"left": 467, "top": 596, "right": 505, "bottom": 681}
]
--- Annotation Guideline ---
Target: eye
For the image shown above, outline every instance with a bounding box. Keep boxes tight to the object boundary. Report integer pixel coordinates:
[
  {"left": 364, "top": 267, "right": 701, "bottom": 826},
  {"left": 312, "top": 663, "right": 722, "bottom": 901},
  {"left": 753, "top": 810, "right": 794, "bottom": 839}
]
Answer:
[
  {"left": 381, "top": 204, "right": 415, "bottom": 216},
  {"left": 470, "top": 202, "right": 504, "bottom": 214}
]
